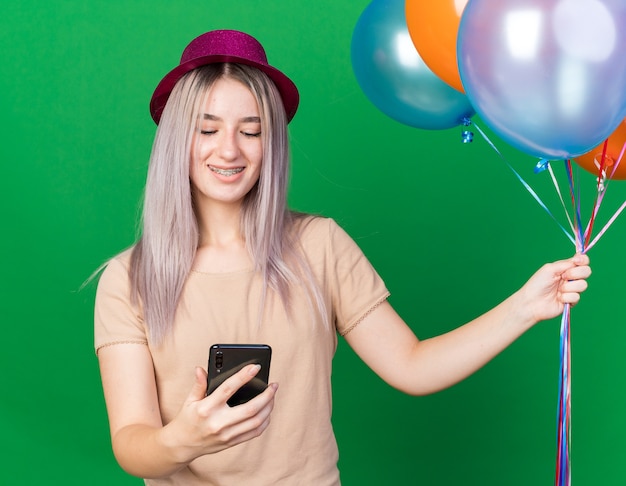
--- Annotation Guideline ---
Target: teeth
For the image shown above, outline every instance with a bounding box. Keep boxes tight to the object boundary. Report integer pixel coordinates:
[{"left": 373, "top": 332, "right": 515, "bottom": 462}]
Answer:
[{"left": 209, "top": 166, "right": 244, "bottom": 176}]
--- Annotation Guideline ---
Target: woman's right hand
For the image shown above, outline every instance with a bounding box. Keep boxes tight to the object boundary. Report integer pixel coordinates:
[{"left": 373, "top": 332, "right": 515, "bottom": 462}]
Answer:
[
  {"left": 99, "top": 343, "right": 277, "bottom": 478},
  {"left": 162, "top": 364, "right": 278, "bottom": 461}
]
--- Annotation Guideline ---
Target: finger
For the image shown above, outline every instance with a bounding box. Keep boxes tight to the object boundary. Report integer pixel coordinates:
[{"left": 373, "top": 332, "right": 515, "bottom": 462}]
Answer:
[
  {"left": 214, "top": 364, "right": 263, "bottom": 405},
  {"left": 186, "top": 367, "right": 210, "bottom": 403},
  {"left": 560, "top": 292, "right": 582, "bottom": 306},
  {"left": 572, "top": 253, "right": 590, "bottom": 266},
  {"left": 559, "top": 277, "right": 589, "bottom": 306},
  {"left": 227, "top": 410, "right": 273, "bottom": 445},
  {"left": 551, "top": 253, "right": 590, "bottom": 272},
  {"left": 562, "top": 264, "right": 592, "bottom": 281},
  {"left": 239, "top": 383, "right": 278, "bottom": 422},
  {"left": 218, "top": 383, "right": 278, "bottom": 444},
  {"left": 561, "top": 279, "right": 588, "bottom": 294}
]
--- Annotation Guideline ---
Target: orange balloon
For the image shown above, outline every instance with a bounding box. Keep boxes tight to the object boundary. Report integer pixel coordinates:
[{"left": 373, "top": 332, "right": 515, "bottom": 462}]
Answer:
[
  {"left": 405, "top": 0, "right": 468, "bottom": 93},
  {"left": 574, "top": 119, "right": 626, "bottom": 179}
]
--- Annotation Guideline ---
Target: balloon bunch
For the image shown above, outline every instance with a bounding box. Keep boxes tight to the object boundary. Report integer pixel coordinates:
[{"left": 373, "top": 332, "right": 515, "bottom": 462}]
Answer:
[
  {"left": 352, "top": 1, "right": 626, "bottom": 485},
  {"left": 352, "top": 0, "right": 626, "bottom": 162},
  {"left": 351, "top": 0, "right": 474, "bottom": 130}
]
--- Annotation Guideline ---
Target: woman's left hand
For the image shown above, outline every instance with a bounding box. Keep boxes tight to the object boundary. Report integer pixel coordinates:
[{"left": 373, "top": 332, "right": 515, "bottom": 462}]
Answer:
[{"left": 517, "top": 253, "right": 591, "bottom": 325}]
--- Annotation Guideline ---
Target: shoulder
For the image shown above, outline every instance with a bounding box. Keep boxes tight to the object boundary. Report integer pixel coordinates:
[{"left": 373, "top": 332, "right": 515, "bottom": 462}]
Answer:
[
  {"left": 290, "top": 214, "right": 362, "bottom": 259},
  {"left": 94, "top": 246, "right": 147, "bottom": 351},
  {"left": 290, "top": 213, "right": 345, "bottom": 240},
  {"left": 97, "top": 247, "right": 135, "bottom": 290},
  {"left": 110, "top": 247, "right": 134, "bottom": 267}
]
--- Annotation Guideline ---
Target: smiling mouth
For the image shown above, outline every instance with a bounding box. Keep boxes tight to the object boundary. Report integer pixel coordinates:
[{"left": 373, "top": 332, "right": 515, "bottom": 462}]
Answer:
[{"left": 209, "top": 166, "right": 244, "bottom": 176}]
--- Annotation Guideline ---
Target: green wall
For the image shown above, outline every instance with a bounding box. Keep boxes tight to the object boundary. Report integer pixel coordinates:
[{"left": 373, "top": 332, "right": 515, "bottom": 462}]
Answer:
[{"left": 2, "top": 1, "right": 624, "bottom": 484}]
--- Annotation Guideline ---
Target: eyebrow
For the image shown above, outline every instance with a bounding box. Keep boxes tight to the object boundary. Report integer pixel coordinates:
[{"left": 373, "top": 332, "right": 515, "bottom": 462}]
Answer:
[{"left": 202, "top": 114, "right": 261, "bottom": 123}]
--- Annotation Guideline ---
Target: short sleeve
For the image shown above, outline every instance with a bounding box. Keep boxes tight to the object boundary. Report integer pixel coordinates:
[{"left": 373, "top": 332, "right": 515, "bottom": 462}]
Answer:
[
  {"left": 325, "top": 219, "right": 390, "bottom": 335},
  {"left": 94, "top": 251, "right": 148, "bottom": 353}
]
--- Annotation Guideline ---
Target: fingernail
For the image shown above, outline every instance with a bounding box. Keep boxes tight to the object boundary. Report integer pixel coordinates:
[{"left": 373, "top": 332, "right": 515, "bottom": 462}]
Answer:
[{"left": 249, "top": 364, "right": 261, "bottom": 375}]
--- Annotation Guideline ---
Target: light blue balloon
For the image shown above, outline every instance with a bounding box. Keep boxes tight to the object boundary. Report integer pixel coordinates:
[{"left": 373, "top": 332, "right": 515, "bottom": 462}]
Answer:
[
  {"left": 458, "top": 0, "right": 626, "bottom": 160},
  {"left": 351, "top": 0, "right": 475, "bottom": 130}
]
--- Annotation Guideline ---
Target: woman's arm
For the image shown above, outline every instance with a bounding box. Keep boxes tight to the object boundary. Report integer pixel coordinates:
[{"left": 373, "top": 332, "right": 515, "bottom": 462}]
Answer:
[
  {"left": 344, "top": 254, "right": 591, "bottom": 395},
  {"left": 98, "top": 344, "right": 278, "bottom": 478}
]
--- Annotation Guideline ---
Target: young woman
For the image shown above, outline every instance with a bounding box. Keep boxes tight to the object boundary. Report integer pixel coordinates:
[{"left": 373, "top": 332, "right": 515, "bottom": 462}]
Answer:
[{"left": 94, "top": 30, "right": 591, "bottom": 485}]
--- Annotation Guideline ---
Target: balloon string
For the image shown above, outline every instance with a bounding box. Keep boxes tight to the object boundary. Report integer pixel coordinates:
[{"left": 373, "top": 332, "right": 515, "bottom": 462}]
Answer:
[
  {"left": 609, "top": 141, "right": 626, "bottom": 178},
  {"left": 555, "top": 304, "right": 571, "bottom": 486},
  {"left": 467, "top": 124, "right": 624, "bottom": 486},
  {"left": 470, "top": 121, "right": 575, "bottom": 245},
  {"left": 547, "top": 163, "right": 577, "bottom": 237},
  {"left": 564, "top": 160, "right": 585, "bottom": 250},
  {"left": 555, "top": 140, "right": 626, "bottom": 485},
  {"left": 585, "top": 198, "right": 626, "bottom": 251},
  {"left": 583, "top": 141, "right": 626, "bottom": 252},
  {"left": 465, "top": 123, "right": 626, "bottom": 486},
  {"left": 583, "top": 140, "right": 609, "bottom": 246}
]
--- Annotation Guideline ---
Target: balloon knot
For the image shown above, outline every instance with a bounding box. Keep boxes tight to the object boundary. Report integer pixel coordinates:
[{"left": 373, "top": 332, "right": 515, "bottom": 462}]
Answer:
[
  {"left": 462, "top": 130, "right": 474, "bottom": 143},
  {"left": 534, "top": 159, "right": 550, "bottom": 173}
]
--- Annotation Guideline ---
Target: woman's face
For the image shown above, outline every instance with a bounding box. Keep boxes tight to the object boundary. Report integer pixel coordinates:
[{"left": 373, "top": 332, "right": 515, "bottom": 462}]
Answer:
[{"left": 189, "top": 77, "right": 263, "bottom": 210}]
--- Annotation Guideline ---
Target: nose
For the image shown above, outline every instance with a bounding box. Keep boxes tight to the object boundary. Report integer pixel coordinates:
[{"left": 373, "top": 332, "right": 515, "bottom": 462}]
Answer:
[{"left": 216, "top": 130, "right": 240, "bottom": 161}]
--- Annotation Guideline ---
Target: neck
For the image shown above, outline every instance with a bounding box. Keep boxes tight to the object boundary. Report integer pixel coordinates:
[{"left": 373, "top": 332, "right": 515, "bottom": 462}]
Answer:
[
  {"left": 196, "top": 203, "right": 243, "bottom": 248},
  {"left": 193, "top": 202, "right": 254, "bottom": 273}
]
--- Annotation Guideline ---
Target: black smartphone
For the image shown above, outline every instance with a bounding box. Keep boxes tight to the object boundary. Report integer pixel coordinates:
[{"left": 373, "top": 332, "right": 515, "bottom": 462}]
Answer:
[{"left": 206, "top": 344, "right": 272, "bottom": 407}]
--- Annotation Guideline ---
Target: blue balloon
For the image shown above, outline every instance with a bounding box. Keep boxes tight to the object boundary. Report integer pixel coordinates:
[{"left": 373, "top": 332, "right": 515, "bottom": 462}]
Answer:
[
  {"left": 458, "top": 0, "right": 626, "bottom": 160},
  {"left": 351, "top": 0, "right": 475, "bottom": 130}
]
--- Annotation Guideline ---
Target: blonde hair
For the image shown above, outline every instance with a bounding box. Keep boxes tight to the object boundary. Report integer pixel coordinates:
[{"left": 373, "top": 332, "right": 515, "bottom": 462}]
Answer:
[{"left": 130, "top": 63, "right": 325, "bottom": 343}]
